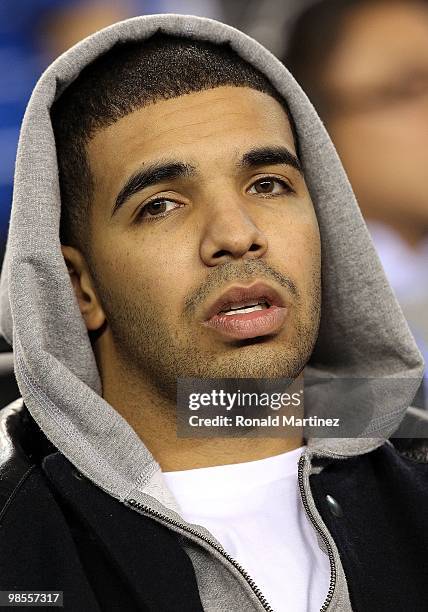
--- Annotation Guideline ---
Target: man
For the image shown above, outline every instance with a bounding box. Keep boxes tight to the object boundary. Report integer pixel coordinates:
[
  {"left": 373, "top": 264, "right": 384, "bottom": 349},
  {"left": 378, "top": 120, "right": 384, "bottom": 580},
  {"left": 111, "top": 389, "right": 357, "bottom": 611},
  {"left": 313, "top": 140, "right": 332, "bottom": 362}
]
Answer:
[
  {"left": 0, "top": 13, "right": 427, "bottom": 612},
  {"left": 283, "top": 0, "right": 428, "bottom": 406}
]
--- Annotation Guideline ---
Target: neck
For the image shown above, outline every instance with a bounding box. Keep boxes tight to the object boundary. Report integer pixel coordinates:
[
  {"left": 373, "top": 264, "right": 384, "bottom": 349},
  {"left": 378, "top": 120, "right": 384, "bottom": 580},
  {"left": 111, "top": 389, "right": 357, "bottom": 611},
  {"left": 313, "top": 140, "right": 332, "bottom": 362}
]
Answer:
[{"left": 98, "top": 348, "right": 304, "bottom": 471}]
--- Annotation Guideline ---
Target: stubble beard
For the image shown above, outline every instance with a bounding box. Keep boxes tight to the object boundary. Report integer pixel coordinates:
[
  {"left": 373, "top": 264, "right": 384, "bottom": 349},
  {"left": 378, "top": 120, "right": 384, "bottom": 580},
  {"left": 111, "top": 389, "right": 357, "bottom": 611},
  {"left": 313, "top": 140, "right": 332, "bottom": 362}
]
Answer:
[{"left": 96, "top": 272, "right": 321, "bottom": 405}]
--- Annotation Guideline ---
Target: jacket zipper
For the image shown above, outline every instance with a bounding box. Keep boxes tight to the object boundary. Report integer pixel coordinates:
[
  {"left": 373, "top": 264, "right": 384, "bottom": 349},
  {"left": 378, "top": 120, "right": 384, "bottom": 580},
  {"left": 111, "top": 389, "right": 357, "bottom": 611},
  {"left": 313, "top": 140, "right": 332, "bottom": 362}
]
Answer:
[
  {"left": 297, "top": 454, "right": 337, "bottom": 612},
  {"left": 127, "top": 454, "right": 337, "bottom": 612},
  {"left": 126, "top": 497, "right": 275, "bottom": 612}
]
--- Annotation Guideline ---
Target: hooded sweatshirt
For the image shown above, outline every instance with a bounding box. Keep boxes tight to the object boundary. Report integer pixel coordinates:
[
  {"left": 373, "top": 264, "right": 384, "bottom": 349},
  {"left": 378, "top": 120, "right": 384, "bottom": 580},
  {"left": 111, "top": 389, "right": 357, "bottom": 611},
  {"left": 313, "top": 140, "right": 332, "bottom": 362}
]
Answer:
[{"left": 0, "top": 13, "right": 424, "bottom": 612}]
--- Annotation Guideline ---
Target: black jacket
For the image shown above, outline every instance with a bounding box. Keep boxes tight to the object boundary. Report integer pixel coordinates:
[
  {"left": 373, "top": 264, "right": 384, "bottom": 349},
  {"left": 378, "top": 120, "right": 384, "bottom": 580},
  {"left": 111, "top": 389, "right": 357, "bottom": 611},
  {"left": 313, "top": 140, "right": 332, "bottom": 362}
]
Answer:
[{"left": 1, "top": 398, "right": 428, "bottom": 612}]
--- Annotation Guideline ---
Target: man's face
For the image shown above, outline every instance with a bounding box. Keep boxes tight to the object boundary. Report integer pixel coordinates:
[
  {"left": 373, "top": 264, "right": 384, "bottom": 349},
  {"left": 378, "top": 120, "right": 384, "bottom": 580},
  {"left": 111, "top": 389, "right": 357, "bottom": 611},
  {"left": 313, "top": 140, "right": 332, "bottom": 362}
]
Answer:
[
  {"left": 320, "top": 1, "right": 428, "bottom": 232},
  {"left": 85, "top": 86, "right": 321, "bottom": 399}
]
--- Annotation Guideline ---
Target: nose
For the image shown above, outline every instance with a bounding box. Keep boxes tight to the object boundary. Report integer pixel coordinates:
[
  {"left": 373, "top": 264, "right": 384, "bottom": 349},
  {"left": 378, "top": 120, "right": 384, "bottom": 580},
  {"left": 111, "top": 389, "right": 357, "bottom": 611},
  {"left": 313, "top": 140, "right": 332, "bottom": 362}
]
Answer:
[{"left": 199, "top": 198, "right": 268, "bottom": 266}]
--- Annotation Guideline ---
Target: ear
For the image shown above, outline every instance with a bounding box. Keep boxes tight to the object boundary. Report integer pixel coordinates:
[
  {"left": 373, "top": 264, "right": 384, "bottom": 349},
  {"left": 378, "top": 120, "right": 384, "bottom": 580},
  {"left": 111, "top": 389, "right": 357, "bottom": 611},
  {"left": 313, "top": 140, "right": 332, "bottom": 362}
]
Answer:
[{"left": 61, "top": 245, "right": 106, "bottom": 331}]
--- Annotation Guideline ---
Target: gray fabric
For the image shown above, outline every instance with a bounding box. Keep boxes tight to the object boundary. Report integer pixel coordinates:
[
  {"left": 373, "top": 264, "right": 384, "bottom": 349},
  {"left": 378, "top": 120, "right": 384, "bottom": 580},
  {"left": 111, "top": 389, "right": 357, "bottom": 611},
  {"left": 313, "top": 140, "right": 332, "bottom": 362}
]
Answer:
[{"left": 0, "top": 13, "right": 424, "bottom": 612}]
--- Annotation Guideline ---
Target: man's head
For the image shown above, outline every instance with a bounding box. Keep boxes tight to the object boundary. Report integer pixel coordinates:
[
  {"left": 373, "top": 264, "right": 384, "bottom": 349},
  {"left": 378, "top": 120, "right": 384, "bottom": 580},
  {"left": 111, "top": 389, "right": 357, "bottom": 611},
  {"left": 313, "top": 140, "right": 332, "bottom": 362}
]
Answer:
[
  {"left": 53, "top": 33, "right": 299, "bottom": 254},
  {"left": 53, "top": 34, "right": 321, "bottom": 401},
  {"left": 285, "top": 0, "right": 428, "bottom": 246}
]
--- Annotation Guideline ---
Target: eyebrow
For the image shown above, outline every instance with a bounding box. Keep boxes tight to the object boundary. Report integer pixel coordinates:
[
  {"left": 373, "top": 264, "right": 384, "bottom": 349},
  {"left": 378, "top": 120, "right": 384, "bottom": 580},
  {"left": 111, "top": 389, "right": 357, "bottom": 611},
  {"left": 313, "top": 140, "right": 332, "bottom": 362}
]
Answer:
[
  {"left": 111, "top": 161, "right": 196, "bottom": 217},
  {"left": 238, "top": 146, "right": 303, "bottom": 175},
  {"left": 111, "top": 146, "right": 303, "bottom": 217}
]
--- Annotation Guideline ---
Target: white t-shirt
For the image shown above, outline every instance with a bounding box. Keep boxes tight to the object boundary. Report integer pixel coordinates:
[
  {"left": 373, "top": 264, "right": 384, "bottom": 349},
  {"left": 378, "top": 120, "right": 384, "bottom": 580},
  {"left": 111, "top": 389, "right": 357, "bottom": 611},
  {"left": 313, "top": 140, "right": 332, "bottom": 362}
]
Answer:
[{"left": 163, "top": 446, "right": 331, "bottom": 612}]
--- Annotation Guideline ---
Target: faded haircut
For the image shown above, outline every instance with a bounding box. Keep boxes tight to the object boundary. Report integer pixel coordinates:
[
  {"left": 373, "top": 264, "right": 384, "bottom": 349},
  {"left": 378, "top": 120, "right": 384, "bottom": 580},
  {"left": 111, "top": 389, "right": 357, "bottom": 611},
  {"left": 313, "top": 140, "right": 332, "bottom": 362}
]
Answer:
[{"left": 51, "top": 32, "right": 297, "bottom": 255}]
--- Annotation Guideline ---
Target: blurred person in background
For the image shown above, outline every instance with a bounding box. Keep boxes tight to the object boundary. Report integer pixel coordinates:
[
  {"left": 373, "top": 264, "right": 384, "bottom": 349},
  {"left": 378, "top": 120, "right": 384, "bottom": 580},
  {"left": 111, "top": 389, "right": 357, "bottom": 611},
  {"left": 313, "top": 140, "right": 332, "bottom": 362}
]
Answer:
[{"left": 284, "top": 0, "right": 428, "bottom": 406}]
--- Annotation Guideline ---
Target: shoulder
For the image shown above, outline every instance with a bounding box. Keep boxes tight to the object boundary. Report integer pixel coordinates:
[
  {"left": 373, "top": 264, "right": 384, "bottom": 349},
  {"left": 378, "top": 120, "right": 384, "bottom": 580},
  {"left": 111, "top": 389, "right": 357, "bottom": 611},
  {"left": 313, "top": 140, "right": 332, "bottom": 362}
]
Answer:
[
  {"left": 0, "top": 400, "right": 88, "bottom": 584},
  {"left": 0, "top": 398, "right": 58, "bottom": 519}
]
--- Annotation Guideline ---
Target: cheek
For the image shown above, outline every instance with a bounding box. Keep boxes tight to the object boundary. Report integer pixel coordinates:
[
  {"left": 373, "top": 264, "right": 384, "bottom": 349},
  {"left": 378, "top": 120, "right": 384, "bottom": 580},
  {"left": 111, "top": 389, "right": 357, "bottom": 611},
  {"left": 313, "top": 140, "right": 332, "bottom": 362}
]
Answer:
[
  {"left": 93, "top": 229, "right": 196, "bottom": 313},
  {"left": 265, "top": 214, "right": 321, "bottom": 322},
  {"left": 137, "top": 228, "right": 195, "bottom": 298},
  {"left": 266, "top": 206, "right": 321, "bottom": 276}
]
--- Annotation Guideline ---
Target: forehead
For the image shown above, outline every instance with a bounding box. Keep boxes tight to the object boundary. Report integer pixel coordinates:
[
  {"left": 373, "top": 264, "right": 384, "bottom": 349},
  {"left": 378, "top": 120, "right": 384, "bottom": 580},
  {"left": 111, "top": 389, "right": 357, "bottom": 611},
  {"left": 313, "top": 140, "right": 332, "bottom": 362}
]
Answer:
[{"left": 86, "top": 86, "right": 296, "bottom": 187}]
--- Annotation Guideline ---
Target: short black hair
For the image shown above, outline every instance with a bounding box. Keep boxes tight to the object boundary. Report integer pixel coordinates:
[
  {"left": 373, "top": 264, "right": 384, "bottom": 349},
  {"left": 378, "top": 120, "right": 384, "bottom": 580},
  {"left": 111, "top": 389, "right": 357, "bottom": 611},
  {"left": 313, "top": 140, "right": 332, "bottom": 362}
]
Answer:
[{"left": 51, "top": 32, "right": 296, "bottom": 254}]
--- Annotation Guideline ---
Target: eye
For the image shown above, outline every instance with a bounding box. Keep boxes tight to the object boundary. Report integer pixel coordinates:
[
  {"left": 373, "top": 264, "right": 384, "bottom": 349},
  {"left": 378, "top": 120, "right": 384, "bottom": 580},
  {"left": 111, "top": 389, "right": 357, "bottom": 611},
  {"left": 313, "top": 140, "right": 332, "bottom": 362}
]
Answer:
[
  {"left": 248, "top": 177, "right": 294, "bottom": 196},
  {"left": 135, "top": 198, "right": 182, "bottom": 223}
]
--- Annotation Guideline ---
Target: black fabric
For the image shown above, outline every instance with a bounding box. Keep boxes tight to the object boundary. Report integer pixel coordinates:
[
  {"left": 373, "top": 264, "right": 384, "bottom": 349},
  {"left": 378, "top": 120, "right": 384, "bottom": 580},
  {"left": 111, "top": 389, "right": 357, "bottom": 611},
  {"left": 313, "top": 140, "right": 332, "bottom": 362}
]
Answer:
[
  {"left": 41, "top": 452, "right": 205, "bottom": 612},
  {"left": 53, "top": 497, "right": 144, "bottom": 611},
  {"left": 310, "top": 443, "right": 428, "bottom": 612},
  {"left": 0, "top": 452, "right": 204, "bottom": 612},
  {"left": 0, "top": 336, "right": 11, "bottom": 352},
  {"left": 0, "top": 467, "right": 102, "bottom": 611},
  {"left": 0, "top": 352, "right": 20, "bottom": 408}
]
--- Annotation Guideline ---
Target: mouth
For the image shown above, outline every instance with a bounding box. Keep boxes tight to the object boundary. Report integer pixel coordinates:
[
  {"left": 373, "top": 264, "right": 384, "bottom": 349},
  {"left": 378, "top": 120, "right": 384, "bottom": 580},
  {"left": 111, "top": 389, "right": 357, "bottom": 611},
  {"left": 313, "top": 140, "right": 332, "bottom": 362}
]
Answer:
[{"left": 201, "top": 281, "right": 288, "bottom": 340}]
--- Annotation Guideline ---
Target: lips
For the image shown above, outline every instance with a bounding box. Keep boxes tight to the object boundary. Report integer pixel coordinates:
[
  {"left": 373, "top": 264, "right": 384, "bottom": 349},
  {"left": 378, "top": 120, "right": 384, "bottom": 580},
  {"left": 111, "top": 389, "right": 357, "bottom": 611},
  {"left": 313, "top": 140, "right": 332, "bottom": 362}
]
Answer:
[{"left": 202, "top": 281, "right": 288, "bottom": 340}]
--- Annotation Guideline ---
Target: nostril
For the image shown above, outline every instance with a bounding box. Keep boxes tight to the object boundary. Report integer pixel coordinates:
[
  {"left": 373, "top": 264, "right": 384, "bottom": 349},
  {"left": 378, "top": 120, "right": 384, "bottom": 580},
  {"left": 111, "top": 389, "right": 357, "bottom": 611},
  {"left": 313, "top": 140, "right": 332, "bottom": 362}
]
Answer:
[
  {"left": 213, "top": 250, "right": 230, "bottom": 259},
  {"left": 248, "top": 243, "right": 260, "bottom": 251}
]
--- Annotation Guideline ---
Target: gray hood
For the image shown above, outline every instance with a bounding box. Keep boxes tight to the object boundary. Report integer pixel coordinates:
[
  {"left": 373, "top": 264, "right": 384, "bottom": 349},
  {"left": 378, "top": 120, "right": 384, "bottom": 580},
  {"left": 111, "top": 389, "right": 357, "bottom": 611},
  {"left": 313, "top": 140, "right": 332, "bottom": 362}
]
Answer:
[{"left": 0, "top": 14, "right": 424, "bottom": 504}]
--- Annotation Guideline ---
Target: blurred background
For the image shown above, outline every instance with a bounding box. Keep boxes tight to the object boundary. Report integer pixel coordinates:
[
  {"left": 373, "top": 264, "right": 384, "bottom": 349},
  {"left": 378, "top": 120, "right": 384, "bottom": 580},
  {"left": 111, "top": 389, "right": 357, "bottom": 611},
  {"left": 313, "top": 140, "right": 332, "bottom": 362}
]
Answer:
[{"left": 1, "top": 0, "right": 427, "bottom": 409}]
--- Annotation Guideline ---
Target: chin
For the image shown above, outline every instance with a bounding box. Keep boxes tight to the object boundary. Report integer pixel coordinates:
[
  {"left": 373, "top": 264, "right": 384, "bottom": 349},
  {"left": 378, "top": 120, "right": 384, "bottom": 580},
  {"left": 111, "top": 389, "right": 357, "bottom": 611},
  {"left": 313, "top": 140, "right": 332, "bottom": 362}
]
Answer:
[{"left": 202, "top": 344, "right": 309, "bottom": 380}]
